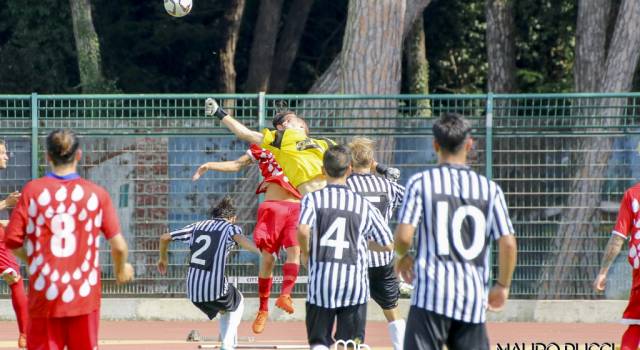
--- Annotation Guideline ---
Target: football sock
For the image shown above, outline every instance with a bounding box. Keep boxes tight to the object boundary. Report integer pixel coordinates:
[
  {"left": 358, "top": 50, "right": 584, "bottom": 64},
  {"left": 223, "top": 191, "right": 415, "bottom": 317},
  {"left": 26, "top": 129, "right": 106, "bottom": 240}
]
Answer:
[
  {"left": 387, "top": 319, "right": 406, "bottom": 350},
  {"left": 9, "top": 281, "right": 28, "bottom": 334},
  {"left": 621, "top": 325, "right": 640, "bottom": 350},
  {"left": 281, "top": 263, "right": 299, "bottom": 296},
  {"left": 258, "top": 277, "right": 272, "bottom": 312},
  {"left": 220, "top": 295, "right": 244, "bottom": 349}
]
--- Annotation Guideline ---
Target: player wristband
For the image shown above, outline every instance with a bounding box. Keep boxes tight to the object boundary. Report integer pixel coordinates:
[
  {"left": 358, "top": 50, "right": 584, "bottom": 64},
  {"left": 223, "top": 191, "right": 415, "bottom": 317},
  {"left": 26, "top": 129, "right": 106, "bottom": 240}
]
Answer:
[
  {"left": 214, "top": 106, "right": 228, "bottom": 120},
  {"left": 376, "top": 163, "right": 388, "bottom": 175},
  {"left": 496, "top": 281, "right": 510, "bottom": 289}
]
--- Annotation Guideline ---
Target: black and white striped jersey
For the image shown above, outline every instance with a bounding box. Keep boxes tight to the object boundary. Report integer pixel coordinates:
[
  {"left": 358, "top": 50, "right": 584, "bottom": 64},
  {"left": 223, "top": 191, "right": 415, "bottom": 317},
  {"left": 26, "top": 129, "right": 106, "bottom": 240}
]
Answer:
[
  {"left": 398, "top": 164, "right": 514, "bottom": 324},
  {"left": 299, "top": 184, "right": 393, "bottom": 308},
  {"left": 170, "top": 219, "right": 241, "bottom": 303},
  {"left": 346, "top": 173, "right": 405, "bottom": 267}
]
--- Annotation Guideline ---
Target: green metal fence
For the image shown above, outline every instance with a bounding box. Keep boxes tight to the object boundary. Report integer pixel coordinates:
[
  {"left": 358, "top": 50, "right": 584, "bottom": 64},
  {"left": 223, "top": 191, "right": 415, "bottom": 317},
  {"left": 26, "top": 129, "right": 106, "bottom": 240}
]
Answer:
[{"left": 0, "top": 93, "right": 637, "bottom": 300}]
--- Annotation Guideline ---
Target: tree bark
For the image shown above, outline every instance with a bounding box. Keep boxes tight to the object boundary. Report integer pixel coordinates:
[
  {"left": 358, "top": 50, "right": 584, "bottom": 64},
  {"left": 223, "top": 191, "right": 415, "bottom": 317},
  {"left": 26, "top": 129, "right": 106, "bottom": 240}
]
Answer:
[
  {"left": 574, "top": 0, "right": 610, "bottom": 92},
  {"left": 215, "top": 0, "right": 246, "bottom": 93},
  {"left": 485, "top": 0, "right": 517, "bottom": 93},
  {"left": 404, "top": 16, "right": 430, "bottom": 116},
  {"left": 269, "top": 0, "right": 314, "bottom": 93},
  {"left": 69, "top": 0, "right": 109, "bottom": 93},
  {"left": 310, "top": 0, "right": 430, "bottom": 93},
  {"left": 244, "top": 0, "right": 285, "bottom": 92},
  {"left": 339, "top": 0, "right": 406, "bottom": 164},
  {"left": 539, "top": 0, "right": 640, "bottom": 299}
]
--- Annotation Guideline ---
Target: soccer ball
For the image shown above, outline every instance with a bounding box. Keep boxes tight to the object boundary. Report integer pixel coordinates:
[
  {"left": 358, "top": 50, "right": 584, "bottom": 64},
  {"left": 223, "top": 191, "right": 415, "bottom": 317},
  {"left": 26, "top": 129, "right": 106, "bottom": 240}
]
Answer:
[{"left": 164, "top": 0, "right": 192, "bottom": 17}]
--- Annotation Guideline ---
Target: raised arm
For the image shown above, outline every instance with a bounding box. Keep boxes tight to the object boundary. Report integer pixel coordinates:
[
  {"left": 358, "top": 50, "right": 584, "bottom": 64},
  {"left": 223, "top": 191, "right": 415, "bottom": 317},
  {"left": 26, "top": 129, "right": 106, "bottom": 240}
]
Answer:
[
  {"left": 192, "top": 154, "right": 253, "bottom": 181},
  {"left": 205, "top": 98, "right": 263, "bottom": 144},
  {"left": 0, "top": 192, "right": 20, "bottom": 211}
]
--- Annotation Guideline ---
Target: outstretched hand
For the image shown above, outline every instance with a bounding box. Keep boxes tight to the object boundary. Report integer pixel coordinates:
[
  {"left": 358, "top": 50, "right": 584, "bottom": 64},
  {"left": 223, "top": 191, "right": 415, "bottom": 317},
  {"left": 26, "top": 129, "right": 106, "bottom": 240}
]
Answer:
[{"left": 192, "top": 164, "right": 209, "bottom": 181}]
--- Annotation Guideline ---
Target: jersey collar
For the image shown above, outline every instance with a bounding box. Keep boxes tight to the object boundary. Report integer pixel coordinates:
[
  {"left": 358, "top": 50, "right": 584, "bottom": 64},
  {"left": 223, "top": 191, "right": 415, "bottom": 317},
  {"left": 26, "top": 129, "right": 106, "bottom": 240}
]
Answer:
[{"left": 45, "top": 172, "right": 81, "bottom": 180}]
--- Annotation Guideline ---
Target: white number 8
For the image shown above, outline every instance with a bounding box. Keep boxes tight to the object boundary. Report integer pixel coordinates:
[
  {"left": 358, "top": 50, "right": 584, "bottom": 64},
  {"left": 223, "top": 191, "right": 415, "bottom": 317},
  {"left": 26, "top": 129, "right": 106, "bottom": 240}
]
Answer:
[{"left": 50, "top": 213, "right": 77, "bottom": 258}]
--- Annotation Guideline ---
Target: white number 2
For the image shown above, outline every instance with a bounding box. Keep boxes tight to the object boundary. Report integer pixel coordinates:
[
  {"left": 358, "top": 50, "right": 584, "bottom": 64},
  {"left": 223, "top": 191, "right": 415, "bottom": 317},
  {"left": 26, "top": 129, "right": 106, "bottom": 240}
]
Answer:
[
  {"left": 191, "top": 235, "right": 212, "bottom": 266},
  {"left": 50, "top": 213, "right": 77, "bottom": 258},
  {"left": 320, "top": 217, "right": 350, "bottom": 260},
  {"left": 436, "top": 202, "right": 486, "bottom": 260}
]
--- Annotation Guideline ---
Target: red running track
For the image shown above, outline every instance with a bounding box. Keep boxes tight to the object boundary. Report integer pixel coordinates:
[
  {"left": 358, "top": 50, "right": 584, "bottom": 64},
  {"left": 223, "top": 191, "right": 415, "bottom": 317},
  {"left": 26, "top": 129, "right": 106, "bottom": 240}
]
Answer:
[{"left": 0, "top": 320, "right": 627, "bottom": 349}]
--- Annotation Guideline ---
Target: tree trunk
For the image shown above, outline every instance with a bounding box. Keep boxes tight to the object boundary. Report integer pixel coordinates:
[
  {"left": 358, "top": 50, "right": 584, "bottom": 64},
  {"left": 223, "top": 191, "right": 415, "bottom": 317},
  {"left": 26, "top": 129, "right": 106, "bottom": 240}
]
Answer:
[
  {"left": 215, "top": 0, "right": 246, "bottom": 93},
  {"left": 269, "top": 0, "right": 314, "bottom": 93},
  {"left": 404, "top": 16, "right": 430, "bottom": 116},
  {"left": 69, "top": 0, "right": 109, "bottom": 93},
  {"left": 574, "top": 0, "right": 610, "bottom": 92},
  {"left": 485, "top": 0, "right": 517, "bottom": 93},
  {"left": 340, "top": 0, "right": 406, "bottom": 164},
  {"left": 310, "top": 0, "right": 430, "bottom": 93},
  {"left": 539, "top": 0, "right": 640, "bottom": 299},
  {"left": 244, "top": 0, "right": 285, "bottom": 92}
]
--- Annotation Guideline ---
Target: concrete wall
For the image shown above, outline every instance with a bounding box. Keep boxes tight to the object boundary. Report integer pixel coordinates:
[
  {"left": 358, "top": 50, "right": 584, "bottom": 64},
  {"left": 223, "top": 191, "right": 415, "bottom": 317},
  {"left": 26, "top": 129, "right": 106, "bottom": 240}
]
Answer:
[{"left": 0, "top": 298, "right": 628, "bottom": 323}]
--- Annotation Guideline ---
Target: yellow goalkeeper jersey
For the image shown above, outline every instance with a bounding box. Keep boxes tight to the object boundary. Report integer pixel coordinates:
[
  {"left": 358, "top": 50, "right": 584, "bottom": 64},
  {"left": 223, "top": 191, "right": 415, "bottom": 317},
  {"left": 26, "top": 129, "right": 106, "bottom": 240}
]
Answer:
[{"left": 261, "top": 128, "right": 336, "bottom": 188}]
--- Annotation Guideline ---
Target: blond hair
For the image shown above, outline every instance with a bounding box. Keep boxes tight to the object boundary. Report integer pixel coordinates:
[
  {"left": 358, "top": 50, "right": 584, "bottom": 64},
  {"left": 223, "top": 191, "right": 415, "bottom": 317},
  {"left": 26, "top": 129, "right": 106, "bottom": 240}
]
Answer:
[{"left": 348, "top": 137, "right": 375, "bottom": 170}]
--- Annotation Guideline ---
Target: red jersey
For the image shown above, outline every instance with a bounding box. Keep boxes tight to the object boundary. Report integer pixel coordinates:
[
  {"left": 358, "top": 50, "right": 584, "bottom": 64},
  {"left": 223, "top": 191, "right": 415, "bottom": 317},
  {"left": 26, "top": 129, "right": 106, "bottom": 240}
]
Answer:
[
  {"left": 247, "top": 144, "right": 301, "bottom": 199},
  {"left": 5, "top": 173, "right": 121, "bottom": 318}
]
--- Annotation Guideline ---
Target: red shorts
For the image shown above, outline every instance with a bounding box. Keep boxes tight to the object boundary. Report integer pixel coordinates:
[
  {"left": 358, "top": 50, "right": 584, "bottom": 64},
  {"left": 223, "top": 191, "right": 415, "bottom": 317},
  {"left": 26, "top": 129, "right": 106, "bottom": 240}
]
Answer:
[
  {"left": 253, "top": 201, "right": 300, "bottom": 254},
  {"left": 0, "top": 242, "right": 19, "bottom": 278},
  {"left": 29, "top": 309, "right": 99, "bottom": 350}
]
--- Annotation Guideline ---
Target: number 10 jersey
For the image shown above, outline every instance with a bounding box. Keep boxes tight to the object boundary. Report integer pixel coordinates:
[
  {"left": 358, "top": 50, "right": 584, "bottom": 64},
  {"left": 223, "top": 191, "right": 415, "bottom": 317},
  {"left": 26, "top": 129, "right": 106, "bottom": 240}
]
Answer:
[{"left": 398, "top": 164, "right": 514, "bottom": 324}]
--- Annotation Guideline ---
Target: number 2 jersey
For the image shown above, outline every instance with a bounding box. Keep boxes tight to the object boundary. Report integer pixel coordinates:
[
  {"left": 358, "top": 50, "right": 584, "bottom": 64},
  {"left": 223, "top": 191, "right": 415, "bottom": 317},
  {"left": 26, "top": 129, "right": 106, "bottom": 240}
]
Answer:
[
  {"left": 398, "top": 164, "right": 514, "bottom": 324},
  {"left": 5, "top": 173, "right": 121, "bottom": 318},
  {"left": 299, "top": 184, "right": 393, "bottom": 308},
  {"left": 169, "top": 219, "right": 241, "bottom": 303}
]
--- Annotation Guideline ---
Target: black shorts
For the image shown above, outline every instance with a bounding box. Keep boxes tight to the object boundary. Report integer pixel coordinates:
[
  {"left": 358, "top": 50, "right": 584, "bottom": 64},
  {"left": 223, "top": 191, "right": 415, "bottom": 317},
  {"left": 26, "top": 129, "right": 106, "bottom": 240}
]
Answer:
[
  {"left": 192, "top": 284, "right": 242, "bottom": 320},
  {"left": 369, "top": 262, "right": 400, "bottom": 310},
  {"left": 305, "top": 302, "right": 367, "bottom": 347},
  {"left": 404, "top": 306, "right": 489, "bottom": 350}
]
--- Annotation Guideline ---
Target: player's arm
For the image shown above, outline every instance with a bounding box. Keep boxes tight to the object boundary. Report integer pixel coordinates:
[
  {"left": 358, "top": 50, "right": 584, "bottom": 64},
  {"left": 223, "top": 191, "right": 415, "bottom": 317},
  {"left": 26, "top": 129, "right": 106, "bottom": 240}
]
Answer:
[
  {"left": 109, "top": 234, "right": 134, "bottom": 284},
  {"left": 192, "top": 154, "right": 253, "bottom": 181},
  {"left": 366, "top": 204, "right": 394, "bottom": 252},
  {"left": 5, "top": 189, "right": 29, "bottom": 263},
  {"left": 488, "top": 186, "right": 517, "bottom": 311},
  {"left": 393, "top": 174, "right": 423, "bottom": 283},
  {"left": 372, "top": 161, "right": 400, "bottom": 182},
  {"left": 297, "top": 224, "right": 311, "bottom": 267},
  {"left": 157, "top": 233, "right": 172, "bottom": 274},
  {"left": 0, "top": 191, "right": 20, "bottom": 211},
  {"left": 205, "top": 98, "right": 263, "bottom": 144},
  {"left": 233, "top": 233, "right": 260, "bottom": 255}
]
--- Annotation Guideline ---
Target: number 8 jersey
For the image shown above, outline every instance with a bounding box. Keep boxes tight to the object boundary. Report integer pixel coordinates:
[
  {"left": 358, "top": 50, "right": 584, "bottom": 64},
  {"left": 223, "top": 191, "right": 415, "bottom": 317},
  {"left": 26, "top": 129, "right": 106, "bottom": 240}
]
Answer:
[
  {"left": 5, "top": 173, "right": 122, "bottom": 318},
  {"left": 299, "top": 184, "right": 393, "bottom": 308},
  {"left": 398, "top": 164, "right": 514, "bottom": 324}
]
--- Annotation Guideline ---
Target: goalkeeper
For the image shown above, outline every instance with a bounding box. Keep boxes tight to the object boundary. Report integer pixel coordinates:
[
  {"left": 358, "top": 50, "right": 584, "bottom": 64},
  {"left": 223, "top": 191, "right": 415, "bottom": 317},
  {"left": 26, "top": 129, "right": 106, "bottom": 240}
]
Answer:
[{"left": 204, "top": 98, "right": 399, "bottom": 194}]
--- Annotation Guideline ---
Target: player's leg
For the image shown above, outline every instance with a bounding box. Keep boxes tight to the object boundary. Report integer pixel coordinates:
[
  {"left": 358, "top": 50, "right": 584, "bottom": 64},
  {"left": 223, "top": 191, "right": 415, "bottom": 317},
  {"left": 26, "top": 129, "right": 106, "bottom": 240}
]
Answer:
[
  {"left": 65, "top": 309, "right": 100, "bottom": 350},
  {"left": 404, "top": 306, "right": 448, "bottom": 350},
  {"left": 276, "top": 201, "right": 301, "bottom": 314},
  {"left": 306, "top": 302, "right": 335, "bottom": 350},
  {"left": 369, "top": 263, "right": 405, "bottom": 350},
  {"left": 1, "top": 248, "right": 28, "bottom": 348},
  {"left": 220, "top": 286, "right": 244, "bottom": 349},
  {"left": 621, "top": 326, "right": 640, "bottom": 350},
  {"left": 28, "top": 316, "right": 65, "bottom": 350},
  {"left": 446, "top": 319, "right": 489, "bottom": 350},
  {"left": 335, "top": 303, "right": 367, "bottom": 345},
  {"left": 252, "top": 202, "right": 278, "bottom": 333}
]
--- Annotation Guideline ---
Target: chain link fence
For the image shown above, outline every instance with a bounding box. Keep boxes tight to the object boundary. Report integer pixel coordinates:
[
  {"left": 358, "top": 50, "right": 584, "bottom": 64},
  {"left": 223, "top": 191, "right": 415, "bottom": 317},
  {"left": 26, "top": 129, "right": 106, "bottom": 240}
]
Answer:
[{"left": 0, "top": 93, "right": 637, "bottom": 299}]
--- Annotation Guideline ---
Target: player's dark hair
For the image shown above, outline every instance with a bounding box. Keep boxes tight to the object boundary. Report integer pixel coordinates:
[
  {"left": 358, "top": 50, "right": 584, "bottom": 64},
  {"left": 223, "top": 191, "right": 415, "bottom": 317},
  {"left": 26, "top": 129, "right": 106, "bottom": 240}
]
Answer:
[
  {"left": 323, "top": 145, "right": 352, "bottom": 178},
  {"left": 272, "top": 110, "right": 297, "bottom": 128},
  {"left": 210, "top": 196, "right": 237, "bottom": 219},
  {"left": 46, "top": 129, "right": 80, "bottom": 166},
  {"left": 432, "top": 113, "right": 472, "bottom": 153}
]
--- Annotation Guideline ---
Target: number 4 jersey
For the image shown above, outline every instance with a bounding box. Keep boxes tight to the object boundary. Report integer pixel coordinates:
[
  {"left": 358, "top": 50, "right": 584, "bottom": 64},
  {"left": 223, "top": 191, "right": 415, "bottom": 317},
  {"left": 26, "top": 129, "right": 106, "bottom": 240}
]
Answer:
[
  {"left": 5, "top": 173, "right": 122, "bottom": 318},
  {"left": 398, "top": 164, "right": 514, "bottom": 324},
  {"left": 299, "top": 184, "right": 393, "bottom": 308}
]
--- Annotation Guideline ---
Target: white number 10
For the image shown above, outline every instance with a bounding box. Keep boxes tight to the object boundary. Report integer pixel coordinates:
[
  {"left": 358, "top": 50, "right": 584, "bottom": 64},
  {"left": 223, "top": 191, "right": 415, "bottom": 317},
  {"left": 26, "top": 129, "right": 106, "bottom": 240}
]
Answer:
[
  {"left": 320, "top": 217, "right": 350, "bottom": 260},
  {"left": 436, "top": 202, "right": 486, "bottom": 260}
]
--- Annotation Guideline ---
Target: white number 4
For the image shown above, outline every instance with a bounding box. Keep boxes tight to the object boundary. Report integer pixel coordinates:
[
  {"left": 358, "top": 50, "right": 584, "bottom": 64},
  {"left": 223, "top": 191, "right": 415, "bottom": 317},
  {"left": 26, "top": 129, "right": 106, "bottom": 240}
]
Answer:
[{"left": 320, "top": 217, "right": 350, "bottom": 260}]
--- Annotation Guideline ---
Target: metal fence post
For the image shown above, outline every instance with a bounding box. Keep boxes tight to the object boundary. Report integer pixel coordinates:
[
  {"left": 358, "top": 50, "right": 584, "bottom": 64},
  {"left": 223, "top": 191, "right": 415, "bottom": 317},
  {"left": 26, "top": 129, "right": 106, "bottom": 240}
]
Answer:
[
  {"left": 258, "top": 92, "right": 266, "bottom": 131},
  {"left": 30, "top": 93, "right": 38, "bottom": 179},
  {"left": 485, "top": 93, "right": 494, "bottom": 180}
]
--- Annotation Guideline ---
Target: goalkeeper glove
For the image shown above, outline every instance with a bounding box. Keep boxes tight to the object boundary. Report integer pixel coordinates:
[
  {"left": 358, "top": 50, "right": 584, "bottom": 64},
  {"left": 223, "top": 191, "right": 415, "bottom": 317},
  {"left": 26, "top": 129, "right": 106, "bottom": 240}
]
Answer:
[
  {"left": 205, "top": 98, "right": 228, "bottom": 120},
  {"left": 376, "top": 164, "right": 401, "bottom": 182}
]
